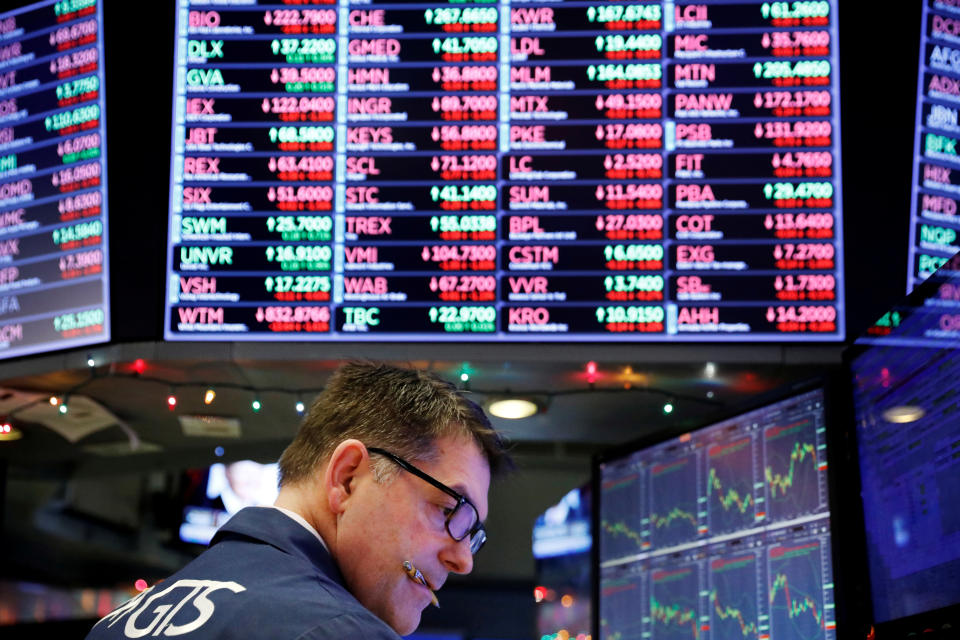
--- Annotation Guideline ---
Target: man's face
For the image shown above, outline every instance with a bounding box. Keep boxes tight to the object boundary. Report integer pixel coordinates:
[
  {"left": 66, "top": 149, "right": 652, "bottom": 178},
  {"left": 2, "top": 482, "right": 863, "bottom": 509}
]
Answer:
[{"left": 334, "top": 434, "right": 490, "bottom": 635}]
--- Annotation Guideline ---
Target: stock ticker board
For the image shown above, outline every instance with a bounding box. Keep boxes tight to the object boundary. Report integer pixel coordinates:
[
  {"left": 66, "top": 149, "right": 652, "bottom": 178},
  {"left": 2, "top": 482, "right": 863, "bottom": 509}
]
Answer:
[
  {"left": 910, "top": 1, "right": 960, "bottom": 291},
  {"left": 164, "top": 1, "right": 844, "bottom": 342},
  {"left": 599, "top": 389, "right": 836, "bottom": 640},
  {"left": 0, "top": 0, "right": 109, "bottom": 359}
]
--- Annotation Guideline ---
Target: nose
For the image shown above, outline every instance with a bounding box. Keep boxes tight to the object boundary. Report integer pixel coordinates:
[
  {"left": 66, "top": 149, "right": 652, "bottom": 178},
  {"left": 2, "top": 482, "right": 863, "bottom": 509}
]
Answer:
[{"left": 439, "top": 536, "right": 474, "bottom": 575}]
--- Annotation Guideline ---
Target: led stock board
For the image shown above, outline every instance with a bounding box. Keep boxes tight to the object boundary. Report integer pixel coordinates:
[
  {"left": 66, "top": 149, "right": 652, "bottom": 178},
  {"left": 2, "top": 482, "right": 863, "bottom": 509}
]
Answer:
[
  {"left": 165, "top": 1, "right": 843, "bottom": 341},
  {"left": 0, "top": 0, "right": 109, "bottom": 358}
]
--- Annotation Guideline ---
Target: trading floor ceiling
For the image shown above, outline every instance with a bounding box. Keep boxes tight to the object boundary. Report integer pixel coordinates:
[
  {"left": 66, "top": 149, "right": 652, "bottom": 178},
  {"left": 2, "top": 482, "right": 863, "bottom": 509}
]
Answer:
[{"left": 0, "top": 340, "right": 842, "bottom": 475}]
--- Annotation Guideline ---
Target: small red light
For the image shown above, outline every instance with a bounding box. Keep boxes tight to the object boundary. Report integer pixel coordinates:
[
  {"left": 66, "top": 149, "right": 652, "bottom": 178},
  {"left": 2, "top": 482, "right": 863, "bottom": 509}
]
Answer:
[
  {"left": 586, "top": 361, "right": 598, "bottom": 384},
  {"left": 167, "top": 395, "right": 177, "bottom": 410},
  {"left": 134, "top": 579, "right": 148, "bottom": 592},
  {"left": 133, "top": 359, "right": 146, "bottom": 375}
]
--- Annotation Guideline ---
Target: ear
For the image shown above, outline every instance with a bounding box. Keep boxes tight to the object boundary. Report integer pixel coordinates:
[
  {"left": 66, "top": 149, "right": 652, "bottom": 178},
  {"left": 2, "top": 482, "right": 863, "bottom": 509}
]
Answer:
[{"left": 324, "top": 439, "right": 369, "bottom": 515}]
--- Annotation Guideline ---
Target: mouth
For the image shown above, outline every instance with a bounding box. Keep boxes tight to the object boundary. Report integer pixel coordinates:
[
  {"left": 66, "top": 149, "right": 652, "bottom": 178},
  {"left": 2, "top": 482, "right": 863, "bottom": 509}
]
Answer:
[{"left": 402, "top": 561, "right": 440, "bottom": 608}]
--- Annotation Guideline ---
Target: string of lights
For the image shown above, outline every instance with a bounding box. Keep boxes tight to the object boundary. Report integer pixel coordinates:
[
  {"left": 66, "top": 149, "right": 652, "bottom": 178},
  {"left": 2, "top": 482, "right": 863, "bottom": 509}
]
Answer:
[{"left": 0, "top": 358, "right": 725, "bottom": 433}]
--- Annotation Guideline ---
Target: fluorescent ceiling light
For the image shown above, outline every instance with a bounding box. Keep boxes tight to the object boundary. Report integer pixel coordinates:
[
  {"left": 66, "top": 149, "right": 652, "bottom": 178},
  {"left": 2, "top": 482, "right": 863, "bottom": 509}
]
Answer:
[
  {"left": 488, "top": 398, "right": 539, "bottom": 419},
  {"left": 881, "top": 405, "right": 925, "bottom": 424}
]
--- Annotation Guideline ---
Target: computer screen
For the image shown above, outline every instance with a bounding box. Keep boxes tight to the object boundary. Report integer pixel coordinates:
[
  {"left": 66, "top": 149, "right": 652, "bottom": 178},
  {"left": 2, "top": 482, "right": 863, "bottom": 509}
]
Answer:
[
  {"left": 179, "top": 460, "right": 279, "bottom": 545},
  {"left": 597, "top": 387, "right": 836, "bottom": 640},
  {"left": 533, "top": 486, "right": 591, "bottom": 640},
  {"left": 850, "top": 258, "right": 960, "bottom": 625},
  {"left": 908, "top": 0, "right": 960, "bottom": 292},
  {"left": 0, "top": 0, "right": 110, "bottom": 359}
]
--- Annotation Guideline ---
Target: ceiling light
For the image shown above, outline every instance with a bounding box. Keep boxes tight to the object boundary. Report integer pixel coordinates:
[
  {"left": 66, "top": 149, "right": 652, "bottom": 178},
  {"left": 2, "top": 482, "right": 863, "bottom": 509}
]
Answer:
[
  {"left": 488, "top": 398, "right": 539, "bottom": 419},
  {"left": 882, "top": 405, "right": 925, "bottom": 424}
]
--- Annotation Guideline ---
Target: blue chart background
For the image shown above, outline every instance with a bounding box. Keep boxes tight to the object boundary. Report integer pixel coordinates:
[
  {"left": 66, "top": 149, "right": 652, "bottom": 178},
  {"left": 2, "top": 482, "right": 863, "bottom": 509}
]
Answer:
[
  {"left": 600, "top": 471, "right": 645, "bottom": 561},
  {"left": 651, "top": 566, "right": 700, "bottom": 640},
  {"left": 710, "top": 554, "right": 760, "bottom": 640},
  {"left": 650, "top": 456, "right": 698, "bottom": 549},
  {"left": 708, "top": 438, "right": 756, "bottom": 536},
  {"left": 601, "top": 574, "right": 645, "bottom": 640},
  {"left": 769, "top": 541, "right": 825, "bottom": 640}
]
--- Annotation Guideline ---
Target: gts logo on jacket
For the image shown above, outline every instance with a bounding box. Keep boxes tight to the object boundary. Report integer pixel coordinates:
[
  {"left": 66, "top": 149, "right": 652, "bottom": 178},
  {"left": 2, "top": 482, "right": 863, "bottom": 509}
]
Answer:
[{"left": 95, "top": 579, "right": 246, "bottom": 637}]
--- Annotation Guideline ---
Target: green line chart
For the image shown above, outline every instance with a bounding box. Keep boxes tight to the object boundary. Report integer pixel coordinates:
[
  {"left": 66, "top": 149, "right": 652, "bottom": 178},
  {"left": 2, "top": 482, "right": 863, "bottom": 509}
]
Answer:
[
  {"left": 769, "top": 541, "right": 827, "bottom": 640},
  {"left": 601, "top": 470, "right": 646, "bottom": 560},
  {"left": 708, "top": 436, "right": 757, "bottom": 534},
  {"left": 651, "top": 567, "right": 701, "bottom": 640},
  {"left": 710, "top": 554, "right": 760, "bottom": 640},
  {"left": 651, "top": 455, "right": 700, "bottom": 548},
  {"left": 764, "top": 417, "right": 823, "bottom": 521}
]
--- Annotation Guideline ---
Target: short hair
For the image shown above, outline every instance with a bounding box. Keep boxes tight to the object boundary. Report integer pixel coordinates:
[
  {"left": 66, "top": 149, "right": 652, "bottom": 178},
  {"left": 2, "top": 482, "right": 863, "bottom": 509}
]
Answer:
[{"left": 278, "top": 361, "right": 510, "bottom": 486}]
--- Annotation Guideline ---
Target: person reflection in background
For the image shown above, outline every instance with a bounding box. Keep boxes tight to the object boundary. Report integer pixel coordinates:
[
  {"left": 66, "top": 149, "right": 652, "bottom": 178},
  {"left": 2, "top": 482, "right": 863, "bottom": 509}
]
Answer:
[
  {"left": 216, "top": 460, "right": 278, "bottom": 513},
  {"left": 86, "top": 361, "right": 510, "bottom": 639}
]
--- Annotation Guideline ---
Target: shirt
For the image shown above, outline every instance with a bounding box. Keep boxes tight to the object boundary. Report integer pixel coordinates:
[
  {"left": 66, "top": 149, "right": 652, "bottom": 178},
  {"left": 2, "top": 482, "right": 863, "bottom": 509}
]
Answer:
[{"left": 85, "top": 507, "right": 401, "bottom": 639}]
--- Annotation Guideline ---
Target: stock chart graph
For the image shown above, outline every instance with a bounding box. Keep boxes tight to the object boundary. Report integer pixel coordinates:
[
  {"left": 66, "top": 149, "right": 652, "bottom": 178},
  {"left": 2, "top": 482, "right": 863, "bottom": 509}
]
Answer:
[
  {"left": 764, "top": 415, "right": 825, "bottom": 522},
  {"left": 601, "top": 569, "right": 647, "bottom": 640},
  {"left": 601, "top": 467, "right": 647, "bottom": 561},
  {"left": 708, "top": 437, "right": 758, "bottom": 535},
  {"left": 768, "top": 540, "right": 830, "bottom": 640},
  {"left": 710, "top": 554, "right": 761, "bottom": 640},
  {"left": 650, "top": 455, "right": 700, "bottom": 548},
  {"left": 651, "top": 567, "right": 701, "bottom": 640}
]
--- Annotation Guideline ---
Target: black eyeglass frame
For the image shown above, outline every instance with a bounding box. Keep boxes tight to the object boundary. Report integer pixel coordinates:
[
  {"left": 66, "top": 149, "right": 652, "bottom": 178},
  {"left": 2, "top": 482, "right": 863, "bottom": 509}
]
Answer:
[{"left": 367, "top": 446, "right": 486, "bottom": 554}]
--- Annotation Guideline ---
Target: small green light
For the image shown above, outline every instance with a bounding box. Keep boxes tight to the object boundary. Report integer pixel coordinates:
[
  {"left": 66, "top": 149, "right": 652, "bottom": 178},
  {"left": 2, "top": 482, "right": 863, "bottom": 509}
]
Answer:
[
  {"left": 59, "top": 404, "right": 68, "bottom": 415},
  {"left": 663, "top": 402, "right": 674, "bottom": 414},
  {"left": 252, "top": 399, "right": 262, "bottom": 412}
]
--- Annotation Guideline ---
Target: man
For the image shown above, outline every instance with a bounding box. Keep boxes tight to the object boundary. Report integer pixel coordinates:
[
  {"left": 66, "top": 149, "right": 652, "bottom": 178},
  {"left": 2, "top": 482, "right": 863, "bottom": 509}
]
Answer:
[{"left": 86, "top": 362, "right": 510, "bottom": 639}]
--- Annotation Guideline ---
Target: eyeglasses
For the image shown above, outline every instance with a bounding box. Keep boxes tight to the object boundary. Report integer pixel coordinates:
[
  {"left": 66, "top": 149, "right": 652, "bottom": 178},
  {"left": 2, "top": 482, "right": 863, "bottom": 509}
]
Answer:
[{"left": 367, "top": 447, "right": 486, "bottom": 554}]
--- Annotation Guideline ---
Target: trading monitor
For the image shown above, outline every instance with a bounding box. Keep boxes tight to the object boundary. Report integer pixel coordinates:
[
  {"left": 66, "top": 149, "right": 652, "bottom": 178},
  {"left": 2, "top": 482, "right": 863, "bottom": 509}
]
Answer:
[
  {"left": 848, "top": 252, "right": 960, "bottom": 634},
  {"left": 596, "top": 386, "right": 837, "bottom": 640}
]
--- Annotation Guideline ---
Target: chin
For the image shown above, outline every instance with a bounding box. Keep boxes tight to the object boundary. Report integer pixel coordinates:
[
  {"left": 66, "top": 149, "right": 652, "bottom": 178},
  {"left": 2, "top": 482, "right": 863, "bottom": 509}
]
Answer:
[{"left": 390, "top": 611, "right": 421, "bottom": 636}]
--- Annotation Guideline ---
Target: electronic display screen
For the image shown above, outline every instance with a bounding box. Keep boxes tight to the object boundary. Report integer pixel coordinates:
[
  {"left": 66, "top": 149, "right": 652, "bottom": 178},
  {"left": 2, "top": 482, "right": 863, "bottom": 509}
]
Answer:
[
  {"left": 164, "top": 1, "right": 844, "bottom": 342},
  {"left": 598, "top": 388, "right": 836, "bottom": 639},
  {"left": 851, "top": 260, "right": 960, "bottom": 623},
  {"left": 534, "top": 486, "right": 591, "bottom": 640},
  {"left": 180, "top": 460, "right": 280, "bottom": 545},
  {"left": 909, "top": 0, "right": 960, "bottom": 291},
  {"left": 0, "top": 0, "right": 109, "bottom": 359}
]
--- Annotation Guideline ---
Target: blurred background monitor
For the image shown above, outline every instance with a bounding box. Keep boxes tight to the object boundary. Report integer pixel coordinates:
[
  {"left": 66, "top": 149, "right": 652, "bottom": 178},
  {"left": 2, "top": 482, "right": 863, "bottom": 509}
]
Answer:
[
  {"left": 533, "top": 485, "right": 591, "bottom": 640},
  {"left": 849, "top": 252, "right": 960, "bottom": 632},
  {"left": 0, "top": 0, "right": 111, "bottom": 360},
  {"left": 179, "top": 460, "right": 279, "bottom": 545}
]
